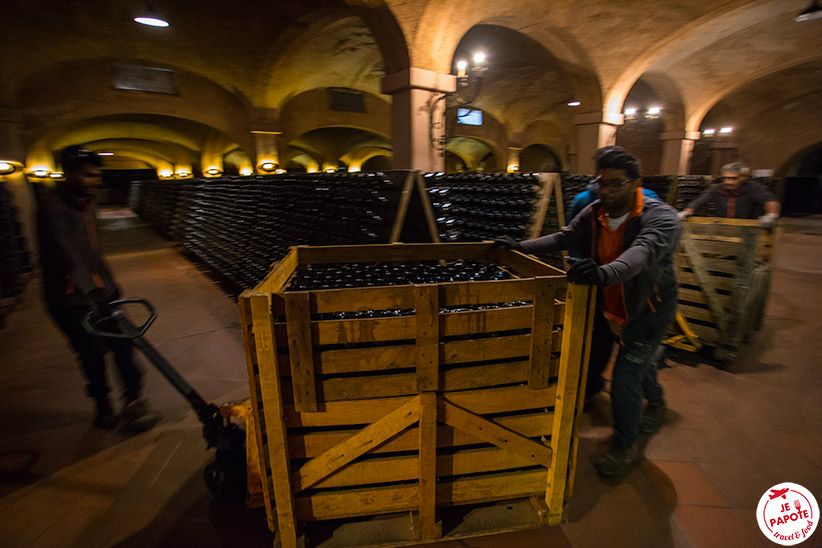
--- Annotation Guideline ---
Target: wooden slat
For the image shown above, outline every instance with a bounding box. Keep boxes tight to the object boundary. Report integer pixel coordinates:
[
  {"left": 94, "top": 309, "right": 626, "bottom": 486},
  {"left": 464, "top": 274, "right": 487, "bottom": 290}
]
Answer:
[
  {"left": 274, "top": 315, "right": 415, "bottom": 346},
  {"left": 285, "top": 292, "right": 317, "bottom": 412},
  {"left": 529, "top": 277, "right": 556, "bottom": 389},
  {"left": 687, "top": 216, "right": 759, "bottom": 227},
  {"left": 295, "top": 485, "right": 418, "bottom": 521},
  {"left": 686, "top": 240, "right": 742, "bottom": 257},
  {"left": 678, "top": 224, "right": 728, "bottom": 333},
  {"left": 288, "top": 412, "right": 555, "bottom": 458},
  {"left": 296, "top": 242, "right": 494, "bottom": 265},
  {"left": 238, "top": 295, "right": 275, "bottom": 529},
  {"left": 277, "top": 344, "right": 416, "bottom": 376},
  {"left": 677, "top": 303, "right": 719, "bottom": 324},
  {"left": 285, "top": 385, "right": 557, "bottom": 428},
  {"left": 439, "top": 400, "right": 553, "bottom": 468},
  {"left": 552, "top": 174, "right": 566, "bottom": 227},
  {"left": 728, "top": 226, "right": 759, "bottom": 346},
  {"left": 310, "top": 286, "right": 415, "bottom": 314},
  {"left": 440, "top": 278, "right": 535, "bottom": 306},
  {"left": 441, "top": 306, "right": 532, "bottom": 336},
  {"left": 437, "top": 470, "right": 547, "bottom": 506},
  {"left": 688, "top": 323, "right": 719, "bottom": 344},
  {"left": 546, "top": 283, "right": 594, "bottom": 525},
  {"left": 312, "top": 446, "right": 544, "bottom": 490},
  {"left": 678, "top": 270, "right": 734, "bottom": 291},
  {"left": 255, "top": 247, "right": 298, "bottom": 293},
  {"left": 419, "top": 392, "right": 438, "bottom": 540},
  {"left": 677, "top": 253, "right": 737, "bottom": 275},
  {"left": 291, "top": 396, "right": 421, "bottom": 493},
  {"left": 249, "top": 294, "right": 298, "bottom": 547},
  {"left": 528, "top": 176, "right": 553, "bottom": 240},
  {"left": 491, "top": 246, "right": 566, "bottom": 278},
  {"left": 283, "top": 358, "right": 558, "bottom": 403},
  {"left": 415, "top": 171, "right": 443, "bottom": 244},
  {"left": 441, "top": 334, "right": 532, "bottom": 364},
  {"left": 416, "top": 285, "right": 440, "bottom": 391},
  {"left": 389, "top": 171, "right": 416, "bottom": 243}
]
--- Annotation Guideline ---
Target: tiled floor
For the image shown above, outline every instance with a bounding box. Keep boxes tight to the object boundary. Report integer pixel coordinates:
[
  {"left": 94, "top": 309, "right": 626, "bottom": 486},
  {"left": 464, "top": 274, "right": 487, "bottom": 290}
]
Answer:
[{"left": 1, "top": 211, "right": 820, "bottom": 548}]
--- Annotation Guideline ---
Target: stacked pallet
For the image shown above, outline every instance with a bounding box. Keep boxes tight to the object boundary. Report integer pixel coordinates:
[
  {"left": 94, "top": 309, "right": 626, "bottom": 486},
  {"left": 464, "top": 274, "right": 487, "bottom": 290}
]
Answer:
[{"left": 239, "top": 242, "right": 596, "bottom": 547}]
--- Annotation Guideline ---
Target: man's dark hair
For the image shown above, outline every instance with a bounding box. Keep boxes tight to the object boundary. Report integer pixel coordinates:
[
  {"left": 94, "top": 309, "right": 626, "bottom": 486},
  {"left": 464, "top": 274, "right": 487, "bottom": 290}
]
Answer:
[
  {"left": 60, "top": 145, "right": 102, "bottom": 173},
  {"left": 594, "top": 146, "right": 642, "bottom": 180}
]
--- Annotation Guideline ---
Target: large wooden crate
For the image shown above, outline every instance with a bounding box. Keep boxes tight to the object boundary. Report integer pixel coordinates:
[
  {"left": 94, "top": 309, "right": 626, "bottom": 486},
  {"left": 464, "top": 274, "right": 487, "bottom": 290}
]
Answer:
[
  {"left": 238, "top": 242, "right": 596, "bottom": 547},
  {"left": 673, "top": 217, "right": 778, "bottom": 360}
]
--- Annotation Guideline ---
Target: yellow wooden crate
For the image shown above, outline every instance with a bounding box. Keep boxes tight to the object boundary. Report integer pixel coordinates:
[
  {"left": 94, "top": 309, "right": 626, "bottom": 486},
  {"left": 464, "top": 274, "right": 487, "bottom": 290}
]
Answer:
[
  {"left": 670, "top": 217, "right": 778, "bottom": 359},
  {"left": 238, "top": 242, "right": 596, "bottom": 547}
]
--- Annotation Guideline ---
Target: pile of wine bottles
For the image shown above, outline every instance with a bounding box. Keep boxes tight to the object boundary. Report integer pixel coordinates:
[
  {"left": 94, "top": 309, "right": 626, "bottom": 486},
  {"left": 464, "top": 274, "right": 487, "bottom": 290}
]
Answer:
[
  {"left": 560, "top": 174, "right": 593, "bottom": 217},
  {"left": 130, "top": 173, "right": 399, "bottom": 292},
  {"left": 642, "top": 176, "right": 673, "bottom": 203},
  {"left": 424, "top": 173, "right": 540, "bottom": 242},
  {"left": 675, "top": 175, "right": 712, "bottom": 214},
  {"left": 285, "top": 259, "right": 529, "bottom": 321}
]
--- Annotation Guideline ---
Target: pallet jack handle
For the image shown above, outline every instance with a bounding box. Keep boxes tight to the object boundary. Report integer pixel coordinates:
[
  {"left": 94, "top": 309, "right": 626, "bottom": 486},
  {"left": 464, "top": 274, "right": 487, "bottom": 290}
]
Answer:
[{"left": 83, "top": 299, "right": 218, "bottom": 433}]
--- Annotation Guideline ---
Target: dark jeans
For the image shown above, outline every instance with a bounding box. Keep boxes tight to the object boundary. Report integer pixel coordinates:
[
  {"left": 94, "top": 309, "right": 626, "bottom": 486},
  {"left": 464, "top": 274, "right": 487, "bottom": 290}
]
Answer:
[
  {"left": 587, "top": 305, "right": 672, "bottom": 447},
  {"left": 48, "top": 304, "right": 141, "bottom": 403}
]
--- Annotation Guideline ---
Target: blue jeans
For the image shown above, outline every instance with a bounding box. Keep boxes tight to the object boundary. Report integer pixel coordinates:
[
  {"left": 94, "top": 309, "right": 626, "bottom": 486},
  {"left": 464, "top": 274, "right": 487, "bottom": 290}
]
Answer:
[{"left": 609, "top": 311, "right": 672, "bottom": 447}]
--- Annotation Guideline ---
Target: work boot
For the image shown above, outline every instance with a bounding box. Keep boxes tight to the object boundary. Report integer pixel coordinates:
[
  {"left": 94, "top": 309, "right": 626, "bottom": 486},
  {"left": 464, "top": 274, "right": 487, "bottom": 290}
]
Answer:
[
  {"left": 596, "top": 441, "right": 639, "bottom": 477},
  {"left": 640, "top": 402, "right": 666, "bottom": 434},
  {"left": 120, "top": 399, "right": 160, "bottom": 433},
  {"left": 93, "top": 399, "right": 118, "bottom": 430}
]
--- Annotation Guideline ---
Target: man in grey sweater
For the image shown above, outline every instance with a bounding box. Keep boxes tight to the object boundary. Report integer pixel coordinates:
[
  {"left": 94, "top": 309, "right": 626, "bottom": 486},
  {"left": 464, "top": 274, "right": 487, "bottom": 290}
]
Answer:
[{"left": 496, "top": 146, "right": 681, "bottom": 477}]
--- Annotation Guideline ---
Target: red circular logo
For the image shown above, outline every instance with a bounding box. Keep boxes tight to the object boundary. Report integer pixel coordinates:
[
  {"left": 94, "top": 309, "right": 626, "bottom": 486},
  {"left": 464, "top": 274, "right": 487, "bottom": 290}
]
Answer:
[{"left": 757, "top": 483, "right": 818, "bottom": 545}]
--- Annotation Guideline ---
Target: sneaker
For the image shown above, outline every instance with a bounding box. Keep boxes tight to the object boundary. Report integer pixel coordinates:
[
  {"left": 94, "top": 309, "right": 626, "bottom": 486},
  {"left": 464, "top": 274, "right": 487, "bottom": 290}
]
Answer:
[
  {"left": 94, "top": 399, "right": 118, "bottom": 430},
  {"left": 640, "top": 402, "right": 666, "bottom": 434},
  {"left": 596, "top": 442, "right": 639, "bottom": 477},
  {"left": 120, "top": 399, "right": 160, "bottom": 432}
]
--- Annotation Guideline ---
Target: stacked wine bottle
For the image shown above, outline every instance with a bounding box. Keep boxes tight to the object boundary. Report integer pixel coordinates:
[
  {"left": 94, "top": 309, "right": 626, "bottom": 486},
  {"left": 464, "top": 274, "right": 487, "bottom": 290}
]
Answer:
[
  {"left": 0, "top": 181, "right": 31, "bottom": 327},
  {"left": 424, "top": 172, "right": 540, "bottom": 242}
]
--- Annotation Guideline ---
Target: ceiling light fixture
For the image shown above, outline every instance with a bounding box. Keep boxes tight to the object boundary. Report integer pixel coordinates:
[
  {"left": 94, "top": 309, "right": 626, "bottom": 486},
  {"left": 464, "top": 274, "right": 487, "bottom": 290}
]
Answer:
[
  {"left": 98, "top": 152, "right": 114, "bottom": 156},
  {"left": 158, "top": 169, "right": 173, "bottom": 178},
  {"left": 568, "top": 101, "right": 581, "bottom": 107},
  {"left": 135, "top": 4, "right": 170, "bottom": 27},
  {"left": 240, "top": 167, "right": 253, "bottom": 176},
  {"left": 648, "top": 106, "right": 662, "bottom": 115},
  {"left": 719, "top": 127, "right": 733, "bottom": 134},
  {"left": 175, "top": 169, "right": 191, "bottom": 178},
  {"left": 0, "top": 162, "right": 15, "bottom": 175},
  {"left": 624, "top": 107, "right": 637, "bottom": 116},
  {"left": 259, "top": 161, "right": 277, "bottom": 172},
  {"left": 796, "top": 0, "right": 822, "bottom": 21},
  {"left": 703, "top": 128, "right": 716, "bottom": 136}
]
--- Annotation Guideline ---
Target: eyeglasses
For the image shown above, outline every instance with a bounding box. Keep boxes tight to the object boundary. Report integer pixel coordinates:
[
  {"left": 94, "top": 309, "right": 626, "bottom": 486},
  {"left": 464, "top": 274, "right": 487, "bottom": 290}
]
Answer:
[
  {"left": 721, "top": 175, "right": 740, "bottom": 181},
  {"left": 594, "top": 176, "right": 633, "bottom": 192}
]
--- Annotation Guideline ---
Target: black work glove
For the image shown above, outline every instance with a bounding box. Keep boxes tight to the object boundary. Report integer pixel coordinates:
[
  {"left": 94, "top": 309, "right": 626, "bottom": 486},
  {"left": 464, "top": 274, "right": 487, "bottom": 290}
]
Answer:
[
  {"left": 493, "top": 235, "right": 522, "bottom": 252},
  {"left": 87, "top": 288, "right": 113, "bottom": 319},
  {"left": 566, "top": 258, "right": 605, "bottom": 285}
]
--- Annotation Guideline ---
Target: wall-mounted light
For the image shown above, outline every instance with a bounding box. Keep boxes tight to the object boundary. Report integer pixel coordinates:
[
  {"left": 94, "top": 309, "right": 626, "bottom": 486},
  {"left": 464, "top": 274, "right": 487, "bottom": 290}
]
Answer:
[
  {"left": 204, "top": 166, "right": 223, "bottom": 177},
  {"left": 0, "top": 162, "right": 16, "bottom": 175},
  {"left": 456, "top": 60, "right": 468, "bottom": 78},
  {"left": 49, "top": 171, "right": 65, "bottom": 179},
  {"left": 259, "top": 161, "right": 277, "bottom": 172},
  {"left": 719, "top": 127, "right": 733, "bottom": 134},
  {"left": 567, "top": 101, "right": 581, "bottom": 107},
  {"left": 240, "top": 167, "right": 253, "bottom": 176},
  {"left": 624, "top": 107, "right": 637, "bottom": 121},
  {"left": 98, "top": 152, "right": 114, "bottom": 156},
  {"left": 134, "top": 4, "right": 170, "bottom": 27},
  {"left": 348, "top": 166, "right": 361, "bottom": 173},
  {"left": 158, "top": 169, "right": 174, "bottom": 178},
  {"left": 175, "top": 169, "right": 192, "bottom": 178},
  {"left": 30, "top": 167, "right": 51, "bottom": 178},
  {"left": 507, "top": 164, "right": 520, "bottom": 173},
  {"left": 430, "top": 51, "right": 490, "bottom": 153},
  {"left": 307, "top": 167, "right": 318, "bottom": 173},
  {"left": 324, "top": 167, "right": 336, "bottom": 173},
  {"left": 703, "top": 128, "right": 716, "bottom": 136},
  {"left": 647, "top": 106, "right": 662, "bottom": 118},
  {"left": 275, "top": 169, "right": 286, "bottom": 174},
  {"left": 473, "top": 52, "right": 486, "bottom": 65}
]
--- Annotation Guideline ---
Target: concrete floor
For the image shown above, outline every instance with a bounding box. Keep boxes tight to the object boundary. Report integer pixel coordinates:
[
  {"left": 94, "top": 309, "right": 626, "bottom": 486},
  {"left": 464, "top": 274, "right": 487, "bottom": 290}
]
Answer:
[{"left": 1, "top": 209, "right": 820, "bottom": 548}]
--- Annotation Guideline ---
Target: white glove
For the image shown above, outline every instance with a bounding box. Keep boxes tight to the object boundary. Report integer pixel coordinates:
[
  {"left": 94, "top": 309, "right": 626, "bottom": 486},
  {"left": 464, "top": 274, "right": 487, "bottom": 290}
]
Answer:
[
  {"left": 759, "top": 213, "right": 778, "bottom": 228},
  {"left": 677, "top": 211, "right": 691, "bottom": 222}
]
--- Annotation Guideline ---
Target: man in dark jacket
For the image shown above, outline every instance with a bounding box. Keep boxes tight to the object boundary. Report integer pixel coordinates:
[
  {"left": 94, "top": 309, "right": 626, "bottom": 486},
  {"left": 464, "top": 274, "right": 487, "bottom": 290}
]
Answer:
[
  {"left": 496, "top": 147, "right": 680, "bottom": 477},
  {"left": 37, "top": 145, "right": 158, "bottom": 431},
  {"left": 678, "top": 161, "right": 780, "bottom": 225}
]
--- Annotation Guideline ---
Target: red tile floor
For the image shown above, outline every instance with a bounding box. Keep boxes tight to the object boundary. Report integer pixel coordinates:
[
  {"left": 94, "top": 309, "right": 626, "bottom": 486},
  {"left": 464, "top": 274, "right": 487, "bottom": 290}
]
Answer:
[{"left": 0, "top": 210, "right": 820, "bottom": 548}]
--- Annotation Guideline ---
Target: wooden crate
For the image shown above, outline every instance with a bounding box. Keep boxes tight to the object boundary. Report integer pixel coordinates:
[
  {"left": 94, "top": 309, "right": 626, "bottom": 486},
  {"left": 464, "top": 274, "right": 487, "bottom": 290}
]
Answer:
[
  {"left": 672, "top": 217, "right": 778, "bottom": 360},
  {"left": 238, "top": 242, "right": 596, "bottom": 547}
]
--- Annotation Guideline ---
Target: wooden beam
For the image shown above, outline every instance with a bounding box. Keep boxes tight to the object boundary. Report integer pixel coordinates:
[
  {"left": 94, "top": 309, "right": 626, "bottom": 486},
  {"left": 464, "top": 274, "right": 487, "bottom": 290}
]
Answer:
[
  {"left": 284, "top": 292, "right": 317, "bottom": 412},
  {"left": 249, "top": 294, "right": 299, "bottom": 548},
  {"left": 291, "top": 396, "right": 421, "bottom": 493},
  {"left": 529, "top": 277, "right": 556, "bottom": 388},
  {"left": 415, "top": 285, "right": 440, "bottom": 392},
  {"left": 389, "top": 171, "right": 416, "bottom": 243},
  {"left": 545, "top": 282, "right": 594, "bottom": 525},
  {"left": 528, "top": 175, "right": 553, "bottom": 239},
  {"left": 415, "top": 171, "right": 443, "bottom": 243},
  {"left": 418, "top": 392, "right": 439, "bottom": 540},
  {"left": 438, "top": 400, "right": 553, "bottom": 468},
  {"left": 678, "top": 223, "right": 728, "bottom": 334}
]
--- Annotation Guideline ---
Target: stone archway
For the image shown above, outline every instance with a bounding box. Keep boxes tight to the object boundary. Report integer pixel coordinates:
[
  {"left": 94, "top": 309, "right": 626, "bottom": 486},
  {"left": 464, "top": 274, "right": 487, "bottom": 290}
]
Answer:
[{"left": 519, "top": 145, "right": 561, "bottom": 173}]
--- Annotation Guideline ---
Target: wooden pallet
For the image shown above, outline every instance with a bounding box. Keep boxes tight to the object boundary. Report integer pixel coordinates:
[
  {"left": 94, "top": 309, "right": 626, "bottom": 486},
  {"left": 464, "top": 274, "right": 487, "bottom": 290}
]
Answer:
[
  {"left": 670, "top": 217, "right": 778, "bottom": 360},
  {"left": 238, "top": 242, "right": 596, "bottom": 547}
]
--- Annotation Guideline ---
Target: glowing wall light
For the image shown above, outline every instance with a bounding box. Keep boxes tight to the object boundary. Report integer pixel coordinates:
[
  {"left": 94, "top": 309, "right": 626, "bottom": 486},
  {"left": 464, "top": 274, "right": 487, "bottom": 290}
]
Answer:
[
  {"left": 259, "top": 161, "right": 277, "bottom": 172},
  {"left": 158, "top": 169, "right": 174, "bottom": 178},
  {"left": 175, "top": 169, "right": 192, "bottom": 178},
  {"left": 240, "top": 167, "right": 253, "bottom": 176},
  {"left": 49, "top": 172, "right": 64, "bottom": 179},
  {"left": 0, "top": 162, "right": 15, "bottom": 175},
  {"left": 348, "top": 166, "right": 361, "bottom": 173},
  {"left": 719, "top": 127, "right": 733, "bottom": 134},
  {"left": 507, "top": 164, "right": 520, "bottom": 173},
  {"left": 567, "top": 101, "right": 581, "bottom": 107},
  {"left": 703, "top": 128, "right": 716, "bottom": 136}
]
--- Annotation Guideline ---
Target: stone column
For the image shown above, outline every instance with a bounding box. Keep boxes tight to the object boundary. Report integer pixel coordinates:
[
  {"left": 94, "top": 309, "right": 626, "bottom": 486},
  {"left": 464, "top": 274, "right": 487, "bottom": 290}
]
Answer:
[
  {"left": 572, "top": 112, "right": 622, "bottom": 174},
  {"left": 253, "top": 131, "right": 281, "bottom": 172},
  {"left": 381, "top": 68, "right": 456, "bottom": 172},
  {"left": 660, "top": 131, "right": 700, "bottom": 175},
  {"left": 0, "top": 106, "right": 24, "bottom": 163}
]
